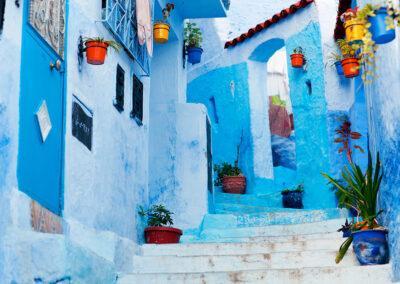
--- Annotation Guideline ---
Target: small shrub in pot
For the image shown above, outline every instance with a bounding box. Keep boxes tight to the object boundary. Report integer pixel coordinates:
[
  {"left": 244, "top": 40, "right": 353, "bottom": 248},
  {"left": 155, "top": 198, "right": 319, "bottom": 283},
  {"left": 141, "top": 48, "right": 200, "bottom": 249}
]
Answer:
[
  {"left": 139, "top": 204, "right": 182, "bottom": 244},
  {"left": 281, "top": 184, "right": 304, "bottom": 209},
  {"left": 214, "top": 163, "right": 246, "bottom": 194}
]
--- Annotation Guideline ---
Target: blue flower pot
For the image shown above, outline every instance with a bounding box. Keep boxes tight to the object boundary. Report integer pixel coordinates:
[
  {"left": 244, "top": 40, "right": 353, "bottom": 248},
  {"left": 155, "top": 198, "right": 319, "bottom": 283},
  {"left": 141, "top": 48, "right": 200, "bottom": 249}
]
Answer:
[
  {"left": 282, "top": 191, "right": 304, "bottom": 209},
  {"left": 352, "top": 229, "right": 389, "bottom": 265},
  {"left": 335, "top": 61, "right": 344, "bottom": 76},
  {"left": 369, "top": 7, "right": 396, "bottom": 44},
  {"left": 342, "top": 229, "right": 351, "bottom": 238},
  {"left": 187, "top": 47, "right": 203, "bottom": 65}
]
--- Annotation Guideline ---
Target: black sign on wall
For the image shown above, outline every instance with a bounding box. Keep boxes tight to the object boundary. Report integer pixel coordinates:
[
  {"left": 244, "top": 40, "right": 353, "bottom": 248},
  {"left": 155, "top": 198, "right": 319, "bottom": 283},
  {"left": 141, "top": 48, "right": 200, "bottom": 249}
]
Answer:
[{"left": 72, "top": 96, "right": 93, "bottom": 151}]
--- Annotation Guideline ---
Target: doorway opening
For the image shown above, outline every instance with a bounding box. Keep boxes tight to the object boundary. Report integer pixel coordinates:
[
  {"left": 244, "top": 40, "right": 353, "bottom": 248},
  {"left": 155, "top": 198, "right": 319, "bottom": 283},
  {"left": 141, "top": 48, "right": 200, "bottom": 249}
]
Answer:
[{"left": 267, "top": 47, "right": 297, "bottom": 172}]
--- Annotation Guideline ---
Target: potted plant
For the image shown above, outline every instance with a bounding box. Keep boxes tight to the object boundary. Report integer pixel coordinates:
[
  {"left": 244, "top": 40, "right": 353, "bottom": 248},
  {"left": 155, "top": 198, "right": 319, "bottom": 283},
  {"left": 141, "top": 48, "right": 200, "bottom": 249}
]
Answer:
[
  {"left": 184, "top": 22, "right": 203, "bottom": 65},
  {"left": 83, "top": 37, "right": 121, "bottom": 65},
  {"left": 359, "top": 2, "right": 397, "bottom": 45},
  {"left": 139, "top": 204, "right": 182, "bottom": 244},
  {"left": 281, "top": 184, "right": 304, "bottom": 209},
  {"left": 341, "top": 7, "right": 365, "bottom": 44},
  {"left": 290, "top": 47, "right": 305, "bottom": 68},
  {"left": 337, "top": 39, "right": 360, "bottom": 78},
  {"left": 328, "top": 51, "right": 344, "bottom": 76},
  {"left": 214, "top": 162, "right": 246, "bottom": 194},
  {"left": 334, "top": 119, "right": 364, "bottom": 164},
  {"left": 338, "top": 219, "right": 354, "bottom": 238},
  {"left": 153, "top": 3, "right": 175, "bottom": 44},
  {"left": 322, "top": 152, "right": 389, "bottom": 265}
]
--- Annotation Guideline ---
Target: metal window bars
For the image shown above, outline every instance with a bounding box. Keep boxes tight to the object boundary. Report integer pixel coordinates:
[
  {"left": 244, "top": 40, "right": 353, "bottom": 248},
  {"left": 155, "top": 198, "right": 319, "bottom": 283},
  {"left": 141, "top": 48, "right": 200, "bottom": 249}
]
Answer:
[{"left": 102, "top": 0, "right": 151, "bottom": 75}]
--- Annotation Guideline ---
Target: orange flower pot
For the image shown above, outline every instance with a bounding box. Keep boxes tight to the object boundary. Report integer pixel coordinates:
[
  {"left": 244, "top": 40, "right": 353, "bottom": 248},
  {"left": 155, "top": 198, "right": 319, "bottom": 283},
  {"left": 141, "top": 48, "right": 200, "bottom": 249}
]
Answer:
[
  {"left": 290, "top": 54, "right": 304, "bottom": 68},
  {"left": 154, "top": 23, "right": 170, "bottom": 44},
  {"left": 85, "top": 41, "right": 109, "bottom": 65},
  {"left": 341, "top": 58, "right": 360, "bottom": 78}
]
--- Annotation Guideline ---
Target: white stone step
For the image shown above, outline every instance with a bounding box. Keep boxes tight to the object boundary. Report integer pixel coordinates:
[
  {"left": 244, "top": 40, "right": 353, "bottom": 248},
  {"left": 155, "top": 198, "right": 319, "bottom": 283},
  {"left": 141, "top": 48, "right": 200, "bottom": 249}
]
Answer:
[
  {"left": 140, "top": 237, "right": 346, "bottom": 256},
  {"left": 198, "top": 218, "right": 347, "bottom": 241},
  {"left": 132, "top": 249, "right": 359, "bottom": 273},
  {"left": 181, "top": 231, "right": 343, "bottom": 243},
  {"left": 119, "top": 264, "right": 392, "bottom": 284}
]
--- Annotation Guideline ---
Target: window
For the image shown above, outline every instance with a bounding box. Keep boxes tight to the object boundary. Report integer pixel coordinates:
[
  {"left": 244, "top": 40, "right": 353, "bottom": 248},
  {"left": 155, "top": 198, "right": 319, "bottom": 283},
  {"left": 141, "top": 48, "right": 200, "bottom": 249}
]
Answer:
[
  {"left": 0, "top": 0, "right": 6, "bottom": 34},
  {"left": 131, "top": 74, "right": 143, "bottom": 125},
  {"left": 102, "top": 0, "right": 152, "bottom": 75},
  {"left": 114, "top": 64, "right": 125, "bottom": 112}
]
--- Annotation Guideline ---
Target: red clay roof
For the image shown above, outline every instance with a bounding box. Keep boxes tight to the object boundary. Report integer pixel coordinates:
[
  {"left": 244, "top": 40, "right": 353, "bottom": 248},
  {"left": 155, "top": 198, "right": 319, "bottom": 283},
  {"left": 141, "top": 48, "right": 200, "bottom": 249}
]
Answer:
[{"left": 224, "top": 0, "right": 315, "bottom": 49}]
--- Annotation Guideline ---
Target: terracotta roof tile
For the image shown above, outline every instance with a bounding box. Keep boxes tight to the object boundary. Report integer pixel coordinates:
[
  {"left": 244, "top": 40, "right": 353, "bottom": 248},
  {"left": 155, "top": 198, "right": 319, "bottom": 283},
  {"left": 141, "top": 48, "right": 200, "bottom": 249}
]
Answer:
[{"left": 225, "top": 0, "right": 315, "bottom": 49}]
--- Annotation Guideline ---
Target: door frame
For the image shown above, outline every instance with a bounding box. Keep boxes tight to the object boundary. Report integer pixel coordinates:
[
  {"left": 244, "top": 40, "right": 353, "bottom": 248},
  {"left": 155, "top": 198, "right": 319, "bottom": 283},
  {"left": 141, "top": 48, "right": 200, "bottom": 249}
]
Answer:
[{"left": 19, "top": 0, "right": 69, "bottom": 215}]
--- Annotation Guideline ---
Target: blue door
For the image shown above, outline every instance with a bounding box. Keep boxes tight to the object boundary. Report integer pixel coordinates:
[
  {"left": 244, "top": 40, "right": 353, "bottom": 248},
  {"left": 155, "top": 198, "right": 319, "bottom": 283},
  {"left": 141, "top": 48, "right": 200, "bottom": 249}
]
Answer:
[{"left": 18, "top": 0, "right": 67, "bottom": 215}]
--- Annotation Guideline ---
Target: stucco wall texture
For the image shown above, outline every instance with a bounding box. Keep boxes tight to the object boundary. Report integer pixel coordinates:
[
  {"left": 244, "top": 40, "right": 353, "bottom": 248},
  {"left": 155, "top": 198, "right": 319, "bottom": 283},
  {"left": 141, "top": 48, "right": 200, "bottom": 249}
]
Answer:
[
  {"left": 190, "top": 0, "right": 400, "bottom": 279},
  {"left": 357, "top": 0, "right": 400, "bottom": 279},
  {"left": 188, "top": 17, "right": 336, "bottom": 208},
  {"left": 0, "top": 0, "right": 211, "bottom": 281}
]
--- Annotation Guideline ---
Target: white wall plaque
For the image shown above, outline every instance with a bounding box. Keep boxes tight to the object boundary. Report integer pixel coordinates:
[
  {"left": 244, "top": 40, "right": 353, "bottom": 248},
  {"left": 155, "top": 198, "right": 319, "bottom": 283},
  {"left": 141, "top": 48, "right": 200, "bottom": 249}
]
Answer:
[{"left": 36, "top": 101, "right": 52, "bottom": 142}]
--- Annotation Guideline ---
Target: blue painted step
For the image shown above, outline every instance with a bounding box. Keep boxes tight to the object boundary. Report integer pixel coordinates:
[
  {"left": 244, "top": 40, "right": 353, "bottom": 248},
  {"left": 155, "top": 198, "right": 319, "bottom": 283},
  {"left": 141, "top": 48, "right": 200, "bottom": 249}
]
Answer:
[
  {"left": 214, "top": 192, "right": 281, "bottom": 208},
  {"left": 203, "top": 208, "right": 349, "bottom": 229}
]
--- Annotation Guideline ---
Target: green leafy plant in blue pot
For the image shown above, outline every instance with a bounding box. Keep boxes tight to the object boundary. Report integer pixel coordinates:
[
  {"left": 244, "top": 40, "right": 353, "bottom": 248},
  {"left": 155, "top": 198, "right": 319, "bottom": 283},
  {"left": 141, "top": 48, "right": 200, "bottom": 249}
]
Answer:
[
  {"left": 185, "top": 22, "right": 203, "bottom": 65},
  {"left": 322, "top": 152, "right": 389, "bottom": 265},
  {"left": 357, "top": 3, "right": 397, "bottom": 45},
  {"left": 281, "top": 184, "right": 304, "bottom": 209}
]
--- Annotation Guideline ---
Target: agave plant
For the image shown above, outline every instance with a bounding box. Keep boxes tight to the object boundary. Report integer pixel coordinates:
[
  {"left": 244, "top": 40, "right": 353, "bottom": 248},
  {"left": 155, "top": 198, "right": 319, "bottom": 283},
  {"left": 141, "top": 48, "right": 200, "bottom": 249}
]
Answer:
[{"left": 322, "top": 151, "right": 383, "bottom": 263}]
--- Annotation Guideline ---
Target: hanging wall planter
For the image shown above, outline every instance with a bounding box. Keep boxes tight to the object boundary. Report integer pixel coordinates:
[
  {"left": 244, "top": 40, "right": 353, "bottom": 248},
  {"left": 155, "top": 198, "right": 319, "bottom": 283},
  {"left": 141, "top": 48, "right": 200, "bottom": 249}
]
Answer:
[
  {"left": 341, "top": 57, "right": 360, "bottom": 78},
  {"left": 344, "top": 19, "right": 365, "bottom": 44},
  {"left": 154, "top": 22, "right": 171, "bottom": 44},
  {"left": 290, "top": 47, "right": 305, "bottom": 68},
  {"left": 341, "top": 8, "right": 365, "bottom": 45},
  {"left": 335, "top": 61, "right": 344, "bottom": 76},
  {"left": 154, "top": 3, "right": 174, "bottom": 44},
  {"left": 185, "top": 22, "right": 204, "bottom": 65},
  {"left": 369, "top": 7, "right": 396, "bottom": 44},
  {"left": 187, "top": 47, "right": 204, "bottom": 64},
  {"left": 83, "top": 37, "right": 121, "bottom": 65}
]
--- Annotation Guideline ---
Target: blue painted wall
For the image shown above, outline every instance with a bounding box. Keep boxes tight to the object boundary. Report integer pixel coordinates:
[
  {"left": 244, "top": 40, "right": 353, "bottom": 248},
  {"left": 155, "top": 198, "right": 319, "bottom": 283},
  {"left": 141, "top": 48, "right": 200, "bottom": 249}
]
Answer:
[
  {"left": 188, "top": 23, "right": 336, "bottom": 209},
  {"left": 187, "top": 63, "right": 254, "bottom": 186}
]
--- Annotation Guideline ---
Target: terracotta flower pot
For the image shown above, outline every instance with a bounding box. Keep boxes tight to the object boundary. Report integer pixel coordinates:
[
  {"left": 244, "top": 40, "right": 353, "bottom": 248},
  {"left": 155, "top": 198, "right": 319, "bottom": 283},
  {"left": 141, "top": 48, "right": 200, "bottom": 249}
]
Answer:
[
  {"left": 85, "top": 41, "right": 109, "bottom": 65},
  {"left": 222, "top": 176, "right": 246, "bottom": 194},
  {"left": 154, "top": 23, "right": 170, "bottom": 44},
  {"left": 341, "top": 58, "right": 360, "bottom": 78},
  {"left": 144, "top": 226, "right": 182, "bottom": 244},
  {"left": 290, "top": 54, "right": 304, "bottom": 68}
]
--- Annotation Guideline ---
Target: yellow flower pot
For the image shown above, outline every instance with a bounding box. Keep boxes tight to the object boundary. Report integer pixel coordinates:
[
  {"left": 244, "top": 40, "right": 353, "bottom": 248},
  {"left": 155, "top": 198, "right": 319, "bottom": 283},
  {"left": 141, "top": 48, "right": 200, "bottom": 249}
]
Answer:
[
  {"left": 344, "top": 19, "right": 365, "bottom": 44},
  {"left": 153, "top": 23, "right": 170, "bottom": 44}
]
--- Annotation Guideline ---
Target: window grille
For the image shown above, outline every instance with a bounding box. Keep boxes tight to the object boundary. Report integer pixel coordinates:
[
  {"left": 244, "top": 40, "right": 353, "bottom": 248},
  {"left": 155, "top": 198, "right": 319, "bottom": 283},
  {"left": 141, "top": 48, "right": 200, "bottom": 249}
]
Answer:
[
  {"left": 114, "top": 64, "right": 125, "bottom": 112},
  {"left": 102, "top": 0, "right": 152, "bottom": 75},
  {"left": 131, "top": 74, "right": 143, "bottom": 124}
]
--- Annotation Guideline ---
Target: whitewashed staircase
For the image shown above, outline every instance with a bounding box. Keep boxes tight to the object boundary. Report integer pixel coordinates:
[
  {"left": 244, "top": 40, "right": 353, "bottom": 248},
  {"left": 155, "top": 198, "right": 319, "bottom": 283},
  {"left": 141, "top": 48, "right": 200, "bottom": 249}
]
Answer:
[{"left": 118, "top": 218, "right": 393, "bottom": 284}]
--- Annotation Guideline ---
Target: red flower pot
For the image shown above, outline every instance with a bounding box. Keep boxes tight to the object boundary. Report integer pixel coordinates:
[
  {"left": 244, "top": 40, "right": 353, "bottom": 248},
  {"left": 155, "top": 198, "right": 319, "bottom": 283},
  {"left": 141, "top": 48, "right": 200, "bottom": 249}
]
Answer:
[
  {"left": 341, "top": 58, "right": 360, "bottom": 78},
  {"left": 222, "top": 176, "right": 246, "bottom": 194},
  {"left": 85, "top": 41, "right": 109, "bottom": 65},
  {"left": 144, "top": 226, "right": 182, "bottom": 244},
  {"left": 290, "top": 54, "right": 304, "bottom": 68}
]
